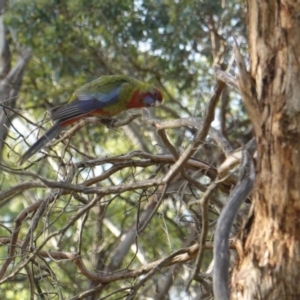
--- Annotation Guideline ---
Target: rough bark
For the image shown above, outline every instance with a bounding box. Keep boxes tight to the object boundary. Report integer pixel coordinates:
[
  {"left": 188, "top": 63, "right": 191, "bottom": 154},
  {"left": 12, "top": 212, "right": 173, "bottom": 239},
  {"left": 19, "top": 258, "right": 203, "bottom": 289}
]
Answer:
[{"left": 231, "top": 1, "right": 300, "bottom": 299}]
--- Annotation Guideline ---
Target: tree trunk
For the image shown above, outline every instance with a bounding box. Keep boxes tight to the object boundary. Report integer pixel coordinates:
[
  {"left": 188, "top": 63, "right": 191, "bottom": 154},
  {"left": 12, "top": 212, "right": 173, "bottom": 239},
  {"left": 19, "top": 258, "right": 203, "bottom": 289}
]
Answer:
[
  {"left": 0, "top": 2, "right": 31, "bottom": 159},
  {"left": 231, "top": 1, "right": 300, "bottom": 299}
]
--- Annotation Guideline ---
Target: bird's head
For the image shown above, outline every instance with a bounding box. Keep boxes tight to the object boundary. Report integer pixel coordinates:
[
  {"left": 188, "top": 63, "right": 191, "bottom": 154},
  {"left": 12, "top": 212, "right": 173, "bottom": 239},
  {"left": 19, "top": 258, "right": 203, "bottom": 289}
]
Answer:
[{"left": 139, "top": 87, "right": 163, "bottom": 107}]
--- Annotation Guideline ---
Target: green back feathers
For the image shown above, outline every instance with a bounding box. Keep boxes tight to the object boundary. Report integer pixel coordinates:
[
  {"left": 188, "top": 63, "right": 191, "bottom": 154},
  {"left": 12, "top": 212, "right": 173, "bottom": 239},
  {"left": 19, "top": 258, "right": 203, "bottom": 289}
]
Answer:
[
  {"left": 69, "top": 75, "right": 151, "bottom": 116},
  {"left": 75, "top": 75, "right": 149, "bottom": 96}
]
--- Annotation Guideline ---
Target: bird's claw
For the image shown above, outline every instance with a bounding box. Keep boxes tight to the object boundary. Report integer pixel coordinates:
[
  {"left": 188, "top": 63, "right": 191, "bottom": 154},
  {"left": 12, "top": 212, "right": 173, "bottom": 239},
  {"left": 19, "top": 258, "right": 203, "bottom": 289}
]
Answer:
[{"left": 100, "top": 118, "right": 118, "bottom": 128}]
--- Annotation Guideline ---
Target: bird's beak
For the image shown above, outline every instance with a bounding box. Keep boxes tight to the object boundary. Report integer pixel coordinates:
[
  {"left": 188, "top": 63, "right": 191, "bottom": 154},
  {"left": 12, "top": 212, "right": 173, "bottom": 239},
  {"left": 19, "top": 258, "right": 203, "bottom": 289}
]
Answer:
[{"left": 155, "top": 100, "right": 161, "bottom": 106}]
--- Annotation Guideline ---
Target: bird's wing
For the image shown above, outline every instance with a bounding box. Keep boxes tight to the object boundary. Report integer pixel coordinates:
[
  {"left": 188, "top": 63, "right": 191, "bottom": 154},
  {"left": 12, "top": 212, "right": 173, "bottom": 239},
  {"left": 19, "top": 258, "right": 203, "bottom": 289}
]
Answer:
[{"left": 50, "top": 84, "right": 124, "bottom": 122}]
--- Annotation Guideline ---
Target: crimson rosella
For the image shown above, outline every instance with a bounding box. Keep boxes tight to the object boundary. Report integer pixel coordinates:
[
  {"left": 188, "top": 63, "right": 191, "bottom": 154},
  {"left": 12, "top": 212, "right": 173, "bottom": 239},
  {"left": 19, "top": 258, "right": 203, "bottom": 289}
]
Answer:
[{"left": 19, "top": 75, "right": 163, "bottom": 165}]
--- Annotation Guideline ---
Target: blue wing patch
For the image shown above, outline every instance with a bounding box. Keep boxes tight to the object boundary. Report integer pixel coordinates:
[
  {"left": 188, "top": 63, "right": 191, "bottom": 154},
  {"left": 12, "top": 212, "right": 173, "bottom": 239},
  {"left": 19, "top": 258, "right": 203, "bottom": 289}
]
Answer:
[{"left": 50, "top": 86, "right": 121, "bottom": 122}]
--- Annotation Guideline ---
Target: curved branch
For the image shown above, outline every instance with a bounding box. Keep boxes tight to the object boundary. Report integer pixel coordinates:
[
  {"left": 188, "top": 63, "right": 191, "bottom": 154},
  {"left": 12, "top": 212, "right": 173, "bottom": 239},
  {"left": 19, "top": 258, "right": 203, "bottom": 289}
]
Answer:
[
  {"left": 0, "top": 237, "right": 235, "bottom": 285},
  {"left": 0, "top": 182, "right": 45, "bottom": 203},
  {"left": 214, "top": 65, "right": 239, "bottom": 92},
  {"left": 213, "top": 150, "right": 255, "bottom": 300},
  {"left": 0, "top": 200, "right": 42, "bottom": 279},
  {"left": 187, "top": 181, "right": 219, "bottom": 288},
  {"left": 153, "top": 81, "right": 225, "bottom": 183},
  {"left": 141, "top": 116, "right": 233, "bottom": 156}
]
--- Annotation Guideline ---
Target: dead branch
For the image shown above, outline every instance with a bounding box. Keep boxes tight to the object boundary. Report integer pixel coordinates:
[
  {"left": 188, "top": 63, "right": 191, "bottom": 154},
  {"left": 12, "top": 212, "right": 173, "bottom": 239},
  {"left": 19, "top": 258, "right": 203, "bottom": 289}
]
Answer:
[
  {"left": 214, "top": 65, "right": 240, "bottom": 92},
  {"left": 213, "top": 150, "right": 255, "bottom": 300},
  {"left": 187, "top": 181, "right": 219, "bottom": 288},
  {"left": 0, "top": 237, "right": 235, "bottom": 285}
]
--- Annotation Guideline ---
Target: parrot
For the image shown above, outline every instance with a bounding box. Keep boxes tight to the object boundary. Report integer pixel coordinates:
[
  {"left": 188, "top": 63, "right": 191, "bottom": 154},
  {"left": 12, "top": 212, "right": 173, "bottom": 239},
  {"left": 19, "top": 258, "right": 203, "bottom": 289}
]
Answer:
[{"left": 19, "top": 75, "right": 163, "bottom": 165}]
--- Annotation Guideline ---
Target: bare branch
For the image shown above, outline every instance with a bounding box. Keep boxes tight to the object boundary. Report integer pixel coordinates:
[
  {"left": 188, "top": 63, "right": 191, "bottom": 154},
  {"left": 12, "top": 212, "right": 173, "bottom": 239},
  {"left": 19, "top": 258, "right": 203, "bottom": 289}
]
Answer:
[
  {"left": 0, "top": 200, "right": 42, "bottom": 279},
  {"left": 0, "top": 237, "right": 234, "bottom": 284},
  {"left": 141, "top": 116, "right": 233, "bottom": 156},
  {"left": 0, "top": 15, "right": 10, "bottom": 78},
  {"left": 213, "top": 150, "right": 255, "bottom": 300},
  {"left": 0, "top": 38, "right": 31, "bottom": 155},
  {"left": 214, "top": 65, "right": 240, "bottom": 92},
  {"left": 187, "top": 181, "right": 219, "bottom": 288},
  {"left": 0, "top": 182, "right": 45, "bottom": 203},
  {"left": 144, "top": 80, "right": 226, "bottom": 184}
]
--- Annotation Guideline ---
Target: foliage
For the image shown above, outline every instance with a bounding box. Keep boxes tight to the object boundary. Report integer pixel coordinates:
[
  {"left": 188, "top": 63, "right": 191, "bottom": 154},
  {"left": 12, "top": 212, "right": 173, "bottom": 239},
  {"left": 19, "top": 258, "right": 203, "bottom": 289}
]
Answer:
[{"left": 0, "top": 0, "right": 248, "bottom": 299}]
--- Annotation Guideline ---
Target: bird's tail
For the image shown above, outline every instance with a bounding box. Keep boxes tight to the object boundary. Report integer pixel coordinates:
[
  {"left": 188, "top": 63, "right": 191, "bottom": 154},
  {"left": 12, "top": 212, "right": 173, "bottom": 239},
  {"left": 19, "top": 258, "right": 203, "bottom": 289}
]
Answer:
[{"left": 19, "top": 122, "right": 63, "bottom": 165}]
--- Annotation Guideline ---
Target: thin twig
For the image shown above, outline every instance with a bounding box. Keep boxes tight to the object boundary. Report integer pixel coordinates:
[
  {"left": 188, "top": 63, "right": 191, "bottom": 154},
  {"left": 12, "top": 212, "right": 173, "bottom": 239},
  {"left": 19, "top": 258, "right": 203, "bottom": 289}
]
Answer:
[
  {"left": 161, "top": 80, "right": 226, "bottom": 183},
  {"left": 187, "top": 181, "right": 219, "bottom": 289}
]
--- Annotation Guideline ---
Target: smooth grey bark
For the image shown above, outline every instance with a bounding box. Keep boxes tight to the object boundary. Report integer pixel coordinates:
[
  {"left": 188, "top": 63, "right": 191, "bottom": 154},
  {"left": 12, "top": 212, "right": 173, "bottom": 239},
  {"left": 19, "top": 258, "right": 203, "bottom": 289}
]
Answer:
[{"left": 0, "top": 2, "right": 31, "bottom": 159}]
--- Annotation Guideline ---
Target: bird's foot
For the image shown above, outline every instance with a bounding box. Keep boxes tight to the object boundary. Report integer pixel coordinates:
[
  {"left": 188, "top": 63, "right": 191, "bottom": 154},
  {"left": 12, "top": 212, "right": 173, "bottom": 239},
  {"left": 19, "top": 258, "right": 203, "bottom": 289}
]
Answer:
[{"left": 100, "top": 118, "right": 118, "bottom": 128}]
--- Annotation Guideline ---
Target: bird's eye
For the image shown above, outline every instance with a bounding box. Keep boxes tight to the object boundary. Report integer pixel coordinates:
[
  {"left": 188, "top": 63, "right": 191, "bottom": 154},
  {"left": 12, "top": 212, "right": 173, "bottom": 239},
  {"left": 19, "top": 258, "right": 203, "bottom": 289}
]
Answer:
[{"left": 153, "top": 90, "right": 158, "bottom": 98}]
